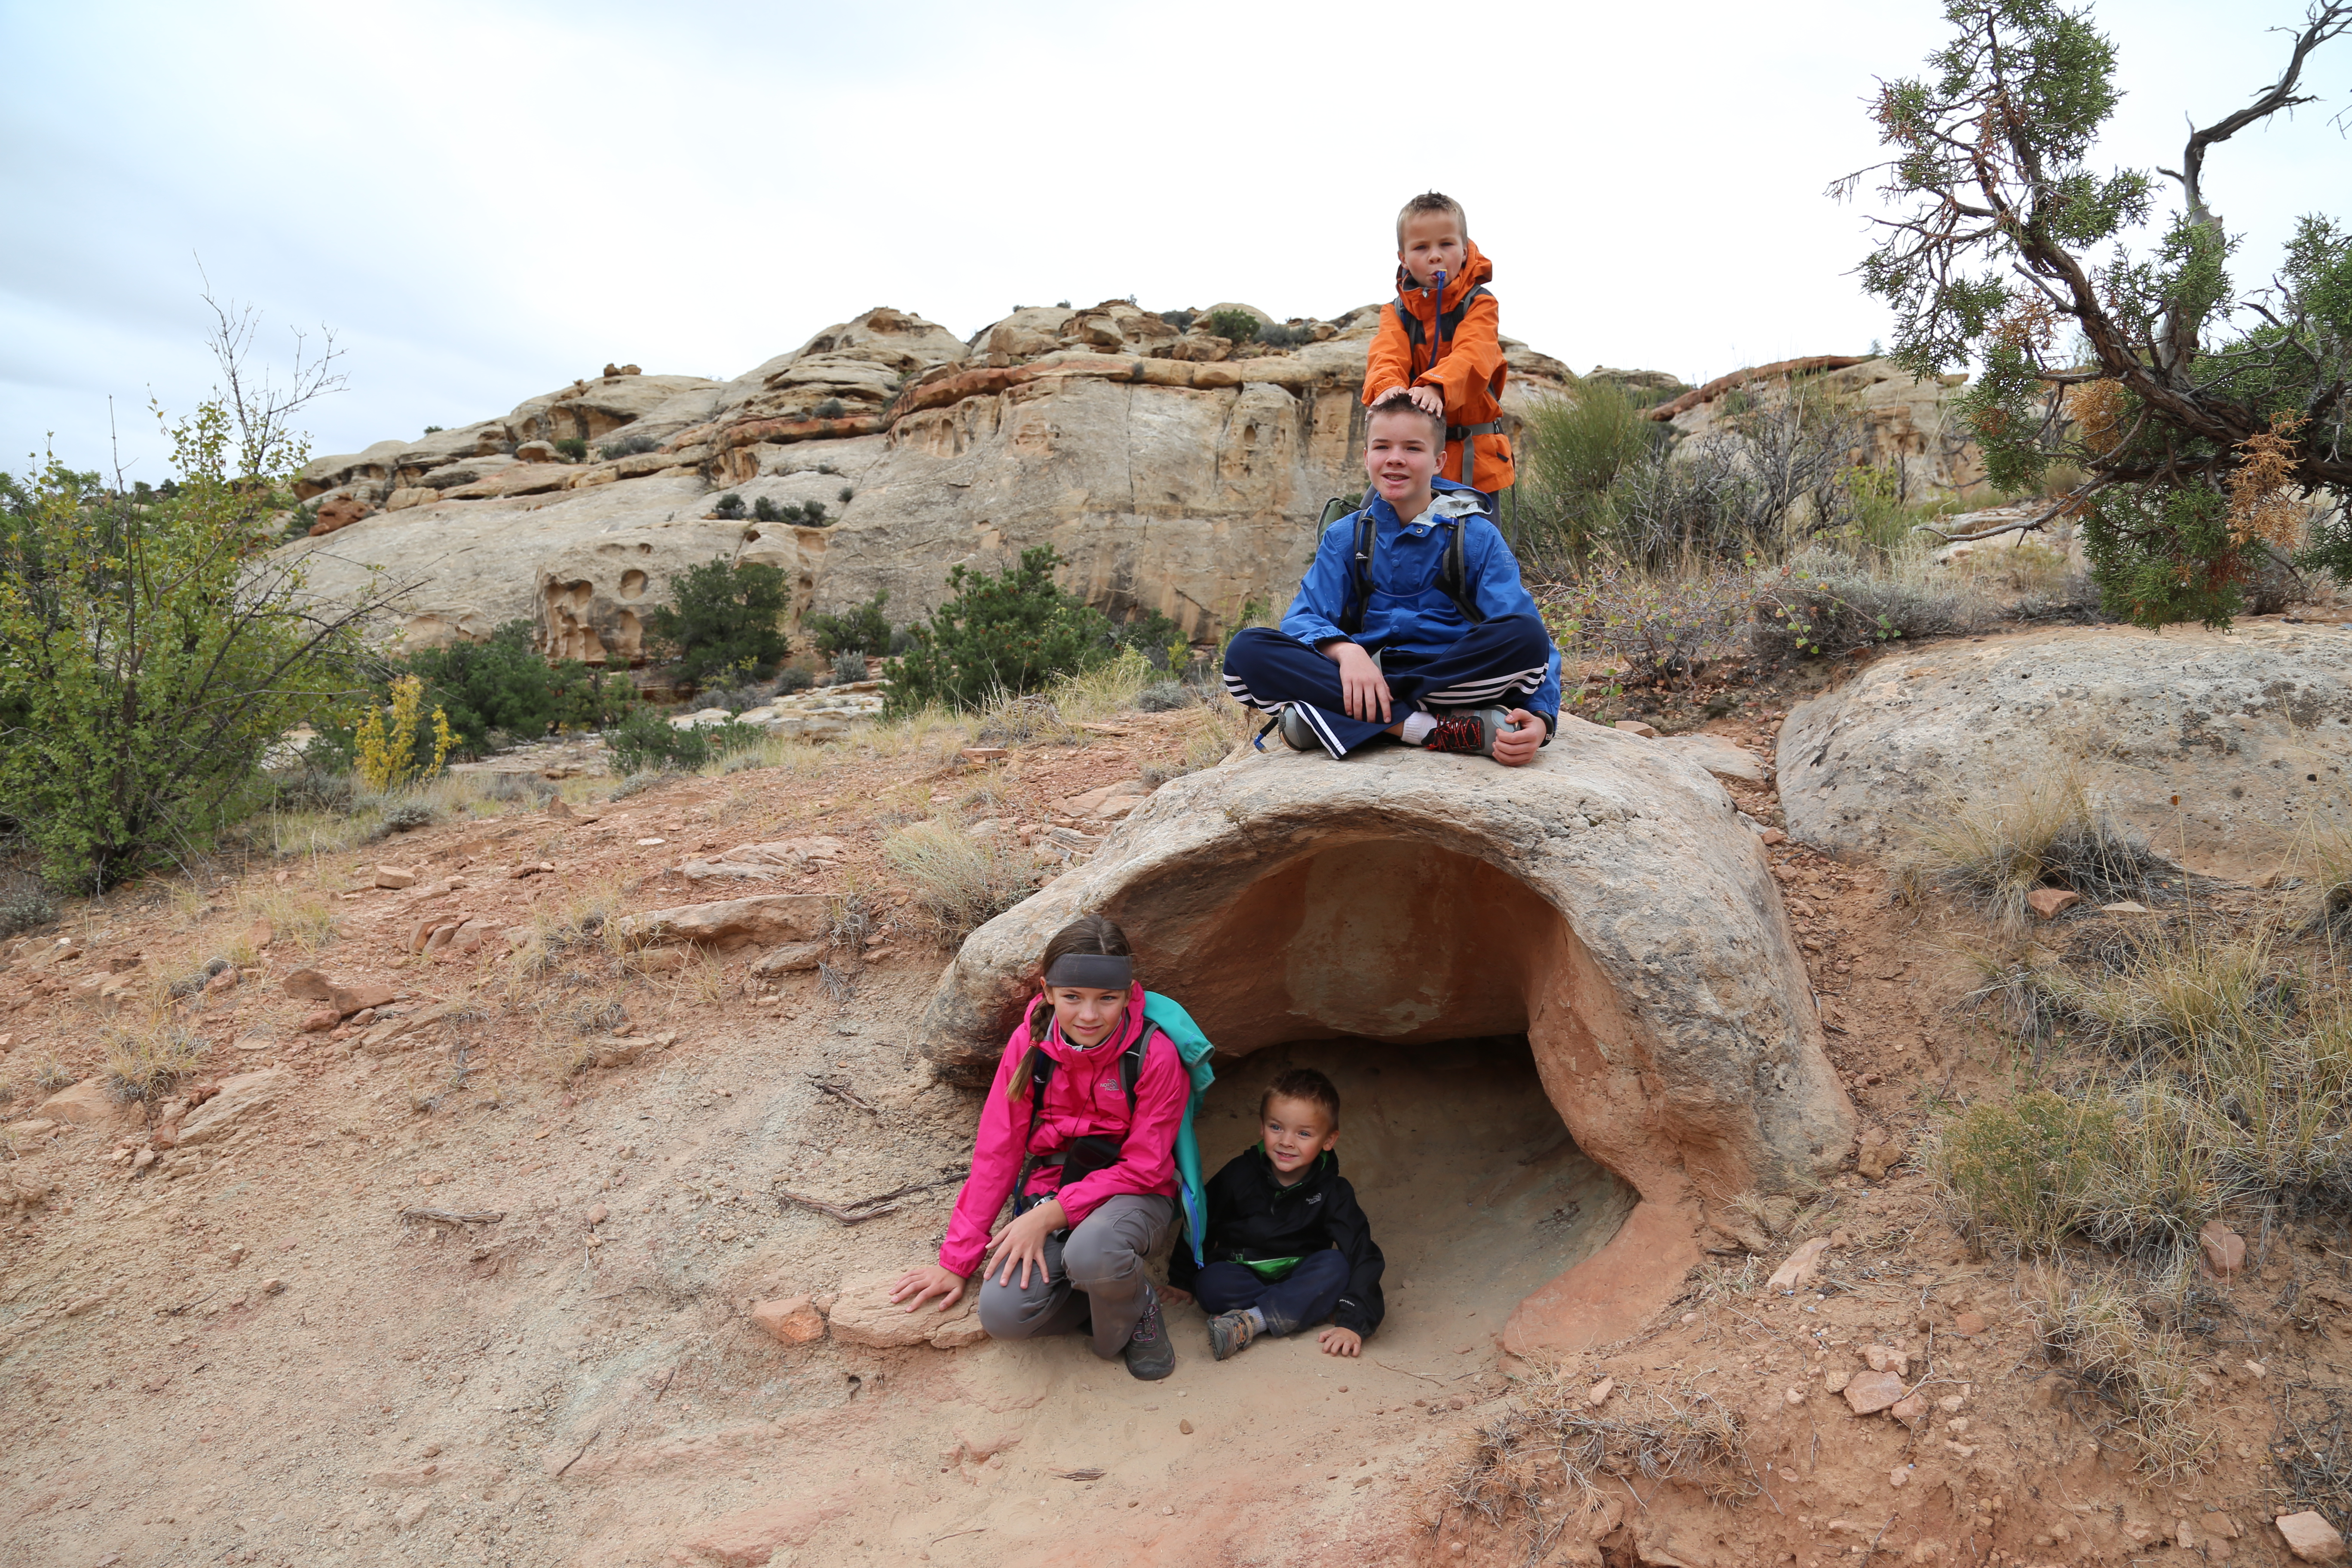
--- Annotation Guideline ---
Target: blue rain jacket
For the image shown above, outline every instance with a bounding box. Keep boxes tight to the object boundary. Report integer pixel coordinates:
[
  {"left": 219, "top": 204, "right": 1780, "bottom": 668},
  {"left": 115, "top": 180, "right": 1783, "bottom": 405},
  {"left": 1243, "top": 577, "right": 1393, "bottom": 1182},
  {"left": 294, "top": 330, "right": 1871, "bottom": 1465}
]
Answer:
[{"left": 1278, "top": 479, "right": 1562, "bottom": 727}]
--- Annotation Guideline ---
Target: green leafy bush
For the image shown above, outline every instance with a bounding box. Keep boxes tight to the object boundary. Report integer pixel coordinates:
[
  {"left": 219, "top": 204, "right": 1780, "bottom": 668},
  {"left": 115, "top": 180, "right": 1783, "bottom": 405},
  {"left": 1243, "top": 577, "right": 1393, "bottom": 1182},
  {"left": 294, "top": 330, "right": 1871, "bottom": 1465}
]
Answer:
[
  {"left": 1204, "top": 309, "right": 1260, "bottom": 344},
  {"left": 0, "top": 397, "right": 374, "bottom": 888},
  {"left": 399, "top": 621, "right": 635, "bottom": 755},
  {"left": 604, "top": 710, "right": 765, "bottom": 775},
  {"left": 753, "top": 496, "right": 828, "bottom": 526},
  {"left": 645, "top": 557, "right": 791, "bottom": 686},
  {"left": 883, "top": 546, "right": 1121, "bottom": 715},
  {"left": 1159, "top": 309, "right": 1196, "bottom": 332},
  {"left": 552, "top": 437, "right": 588, "bottom": 462},
  {"left": 1541, "top": 560, "right": 1752, "bottom": 690},
  {"left": 805, "top": 595, "right": 893, "bottom": 659},
  {"left": 813, "top": 398, "right": 848, "bottom": 420},
  {"left": 712, "top": 493, "right": 747, "bottom": 520}
]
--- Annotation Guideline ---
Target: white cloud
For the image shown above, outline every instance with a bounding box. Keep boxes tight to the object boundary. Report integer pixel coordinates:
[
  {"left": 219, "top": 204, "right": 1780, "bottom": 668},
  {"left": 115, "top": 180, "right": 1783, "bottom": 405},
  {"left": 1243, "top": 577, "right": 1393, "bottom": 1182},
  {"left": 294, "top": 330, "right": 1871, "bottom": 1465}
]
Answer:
[{"left": 3, "top": 0, "right": 2343, "bottom": 476}]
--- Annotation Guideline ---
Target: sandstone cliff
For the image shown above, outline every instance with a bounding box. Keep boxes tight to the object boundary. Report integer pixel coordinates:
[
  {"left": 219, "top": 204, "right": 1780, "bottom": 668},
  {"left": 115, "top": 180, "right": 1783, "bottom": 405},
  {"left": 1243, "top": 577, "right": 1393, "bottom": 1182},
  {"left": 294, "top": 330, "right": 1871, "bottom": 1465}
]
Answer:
[{"left": 276, "top": 301, "right": 1971, "bottom": 658}]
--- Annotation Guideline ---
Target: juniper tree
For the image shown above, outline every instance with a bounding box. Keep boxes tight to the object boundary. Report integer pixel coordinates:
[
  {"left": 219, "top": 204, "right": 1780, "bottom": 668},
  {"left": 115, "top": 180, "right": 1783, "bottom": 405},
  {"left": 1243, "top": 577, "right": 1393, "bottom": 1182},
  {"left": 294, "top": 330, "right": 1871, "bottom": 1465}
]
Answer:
[{"left": 1837, "top": 0, "right": 2352, "bottom": 626}]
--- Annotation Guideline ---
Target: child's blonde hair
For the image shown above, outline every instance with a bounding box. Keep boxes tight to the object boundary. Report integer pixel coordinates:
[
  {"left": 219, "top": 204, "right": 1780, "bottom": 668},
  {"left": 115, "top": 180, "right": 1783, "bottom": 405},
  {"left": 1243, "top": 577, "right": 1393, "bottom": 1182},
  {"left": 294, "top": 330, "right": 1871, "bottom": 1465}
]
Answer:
[
  {"left": 1395, "top": 190, "right": 1469, "bottom": 248},
  {"left": 1008, "top": 914, "right": 1134, "bottom": 1103}
]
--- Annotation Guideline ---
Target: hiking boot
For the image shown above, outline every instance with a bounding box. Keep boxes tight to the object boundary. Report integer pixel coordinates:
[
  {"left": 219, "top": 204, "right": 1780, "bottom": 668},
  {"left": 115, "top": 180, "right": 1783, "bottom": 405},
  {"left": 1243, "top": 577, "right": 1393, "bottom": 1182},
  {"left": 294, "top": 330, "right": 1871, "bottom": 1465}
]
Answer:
[
  {"left": 1279, "top": 704, "right": 1319, "bottom": 753},
  {"left": 1205, "top": 1309, "right": 1257, "bottom": 1361},
  {"left": 1422, "top": 707, "right": 1512, "bottom": 756},
  {"left": 1123, "top": 1286, "right": 1176, "bottom": 1381}
]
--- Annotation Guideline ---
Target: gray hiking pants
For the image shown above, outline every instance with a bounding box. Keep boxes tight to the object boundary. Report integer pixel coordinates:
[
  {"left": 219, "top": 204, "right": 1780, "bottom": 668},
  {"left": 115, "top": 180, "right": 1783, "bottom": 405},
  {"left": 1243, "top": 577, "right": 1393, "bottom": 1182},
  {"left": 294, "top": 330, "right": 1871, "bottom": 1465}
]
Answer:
[{"left": 974, "top": 1192, "right": 1173, "bottom": 1360}]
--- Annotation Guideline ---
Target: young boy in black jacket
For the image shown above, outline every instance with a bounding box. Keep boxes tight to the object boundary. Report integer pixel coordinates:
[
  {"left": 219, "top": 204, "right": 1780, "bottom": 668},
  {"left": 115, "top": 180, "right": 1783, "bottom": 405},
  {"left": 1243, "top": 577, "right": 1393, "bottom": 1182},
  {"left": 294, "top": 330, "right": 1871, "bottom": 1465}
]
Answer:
[{"left": 1170, "top": 1068, "right": 1385, "bottom": 1359}]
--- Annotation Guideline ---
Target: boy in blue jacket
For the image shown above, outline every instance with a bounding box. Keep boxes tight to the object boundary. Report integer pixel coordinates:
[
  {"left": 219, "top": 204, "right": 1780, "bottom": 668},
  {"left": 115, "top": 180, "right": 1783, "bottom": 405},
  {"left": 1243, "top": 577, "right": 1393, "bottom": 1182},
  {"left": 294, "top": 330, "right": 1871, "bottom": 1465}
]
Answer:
[{"left": 1222, "top": 392, "right": 1559, "bottom": 763}]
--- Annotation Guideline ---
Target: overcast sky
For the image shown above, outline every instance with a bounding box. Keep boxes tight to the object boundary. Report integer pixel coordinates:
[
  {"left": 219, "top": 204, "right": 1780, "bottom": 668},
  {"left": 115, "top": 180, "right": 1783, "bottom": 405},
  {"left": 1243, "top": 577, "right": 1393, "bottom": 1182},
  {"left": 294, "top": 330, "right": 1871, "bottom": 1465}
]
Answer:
[{"left": 4, "top": 0, "right": 2345, "bottom": 481}]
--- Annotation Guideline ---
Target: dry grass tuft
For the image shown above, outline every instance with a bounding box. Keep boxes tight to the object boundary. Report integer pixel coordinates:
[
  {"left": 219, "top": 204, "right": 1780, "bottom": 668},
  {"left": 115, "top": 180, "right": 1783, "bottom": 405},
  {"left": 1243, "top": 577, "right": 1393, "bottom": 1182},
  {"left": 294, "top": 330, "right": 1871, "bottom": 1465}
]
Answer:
[
  {"left": 882, "top": 819, "right": 1037, "bottom": 944},
  {"left": 32, "top": 1059, "right": 74, "bottom": 1093},
  {"left": 1898, "top": 769, "right": 2174, "bottom": 927},
  {"left": 1445, "top": 1370, "right": 1755, "bottom": 1556},
  {"left": 103, "top": 1023, "right": 208, "bottom": 1105},
  {"left": 238, "top": 885, "right": 339, "bottom": 954},
  {"left": 2027, "top": 1267, "right": 2213, "bottom": 1479}
]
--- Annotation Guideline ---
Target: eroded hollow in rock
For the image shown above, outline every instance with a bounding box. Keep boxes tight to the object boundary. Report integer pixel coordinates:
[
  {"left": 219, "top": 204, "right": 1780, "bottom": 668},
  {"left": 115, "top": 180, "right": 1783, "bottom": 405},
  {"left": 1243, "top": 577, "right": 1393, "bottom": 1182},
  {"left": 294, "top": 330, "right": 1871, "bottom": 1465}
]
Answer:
[
  {"left": 923, "top": 747, "right": 1853, "bottom": 1349},
  {"left": 1198, "top": 1036, "right": 1635, "bottom": 1331}
]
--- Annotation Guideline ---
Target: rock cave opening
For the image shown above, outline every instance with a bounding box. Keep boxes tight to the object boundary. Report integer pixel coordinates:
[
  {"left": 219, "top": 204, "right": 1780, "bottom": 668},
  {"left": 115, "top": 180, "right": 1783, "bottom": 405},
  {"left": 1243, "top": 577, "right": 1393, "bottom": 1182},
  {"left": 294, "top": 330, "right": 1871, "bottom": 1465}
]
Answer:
[
  {"left": 1194, "top": 1034, "right": 1635, "bottom": 1332},
  {"left": 928, "top": 750, "right": 1854, "bottom": 1349}
]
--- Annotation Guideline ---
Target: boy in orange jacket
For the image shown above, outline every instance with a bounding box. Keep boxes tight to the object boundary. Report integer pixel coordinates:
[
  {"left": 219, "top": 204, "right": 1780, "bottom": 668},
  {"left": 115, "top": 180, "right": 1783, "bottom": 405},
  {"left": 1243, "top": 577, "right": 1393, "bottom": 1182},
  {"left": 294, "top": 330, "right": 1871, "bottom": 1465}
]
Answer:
[{"left": 1363, "top": 191, "right": 1514, "bottom": 496}]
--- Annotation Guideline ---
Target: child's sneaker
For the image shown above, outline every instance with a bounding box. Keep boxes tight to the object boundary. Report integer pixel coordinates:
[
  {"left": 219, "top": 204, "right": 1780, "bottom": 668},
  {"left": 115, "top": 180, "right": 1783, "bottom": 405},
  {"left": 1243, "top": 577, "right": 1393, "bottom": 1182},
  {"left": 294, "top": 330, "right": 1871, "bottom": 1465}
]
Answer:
[
  {"left": 1123, "top": 1286, "right": 1175, "bottom": 1381},
  {"left": 1279, "top": 704, "right": 1319, "bottom": 753},
  {"left": 1205, "top": 1309, "right": 1257, "bottom": 1361},
  {"left": 1422, "top": 707, "right": 1512, "bottom": 756}
]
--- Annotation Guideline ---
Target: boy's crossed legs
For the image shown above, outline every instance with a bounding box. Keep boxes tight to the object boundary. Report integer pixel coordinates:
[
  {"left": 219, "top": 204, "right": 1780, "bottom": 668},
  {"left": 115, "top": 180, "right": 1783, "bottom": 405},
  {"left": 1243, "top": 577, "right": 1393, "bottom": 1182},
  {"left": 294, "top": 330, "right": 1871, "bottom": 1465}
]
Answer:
[
  {"left": 1192, "top": 1250, "right": 1353, "bottom": 1357},
  {"left": 1222, "top": 612, "right": 1551, "bottom": 759}
]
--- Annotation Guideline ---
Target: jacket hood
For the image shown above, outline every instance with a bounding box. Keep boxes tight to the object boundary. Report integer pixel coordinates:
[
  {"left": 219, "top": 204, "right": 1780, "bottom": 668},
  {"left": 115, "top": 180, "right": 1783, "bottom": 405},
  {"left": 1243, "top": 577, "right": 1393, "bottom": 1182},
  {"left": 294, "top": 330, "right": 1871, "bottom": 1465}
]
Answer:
[
  {"left": 1392, "top": 237, "right": 1494, "bottom": 309},
  {"left": 1030, "top": 982, "right": 1148, "bottom": 1067}
]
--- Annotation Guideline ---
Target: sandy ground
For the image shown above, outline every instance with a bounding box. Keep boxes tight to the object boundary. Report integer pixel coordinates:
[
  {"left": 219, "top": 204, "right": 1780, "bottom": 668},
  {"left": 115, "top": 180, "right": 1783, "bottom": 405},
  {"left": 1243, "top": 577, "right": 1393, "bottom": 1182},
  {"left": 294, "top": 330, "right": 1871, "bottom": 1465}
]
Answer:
[{"left": 4, "top": 646, "right": 2350, "bottom": 1567}]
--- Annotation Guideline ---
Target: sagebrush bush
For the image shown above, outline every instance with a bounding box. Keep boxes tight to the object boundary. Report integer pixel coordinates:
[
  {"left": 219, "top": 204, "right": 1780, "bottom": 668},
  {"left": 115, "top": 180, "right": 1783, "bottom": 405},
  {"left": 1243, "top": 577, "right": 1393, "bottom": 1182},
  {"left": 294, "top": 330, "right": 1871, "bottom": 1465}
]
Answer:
[
  {"left": 1542, "top": 560, "right": 1752, "bottom": 689},
  {"left": 813, "top": 398, "right": 847, "bottom": 420},
  {"left": 1134, "top": 681, "right": 1197, "bottom": 712},
  {"left": 598, "top": 433, "right": 661, "bottom": 460},
  {"left": 712, "top": 493, "right": 747, "bottom": 521},
  {"left": 605, "top": 710, "right": 765, "bottom": 775},
  {"left": 1253, "top": 322, "right": 1312, "bottom": 348},
  {"left": 0, "top": 870, "right": 55, "bottom": 937},
  {"left": 831, "top": 649, "right": 868, "bottom": 683},
  {"left": 552, "top": 437, "right": 588, "bottom": 462},
  {"left": 1750, "top": 546, "right": 1979, "bottom": 661},
  {"left": 1517, "top": 384, "right": 1661, "bottom": 567},
  {"left": 1158, "top": 309, "right": 1195, "bottom": 332},
  {"left": 645, "top": 557, "right": 791, "bottom": 684}
]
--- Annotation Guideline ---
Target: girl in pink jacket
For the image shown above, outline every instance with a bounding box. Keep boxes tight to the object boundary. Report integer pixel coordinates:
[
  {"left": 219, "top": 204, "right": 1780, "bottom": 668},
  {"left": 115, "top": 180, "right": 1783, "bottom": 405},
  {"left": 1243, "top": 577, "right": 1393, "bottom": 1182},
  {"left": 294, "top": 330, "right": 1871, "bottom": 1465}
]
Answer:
[{"left": 889, "top": 915, "right": 1187, "bottom": 1379}]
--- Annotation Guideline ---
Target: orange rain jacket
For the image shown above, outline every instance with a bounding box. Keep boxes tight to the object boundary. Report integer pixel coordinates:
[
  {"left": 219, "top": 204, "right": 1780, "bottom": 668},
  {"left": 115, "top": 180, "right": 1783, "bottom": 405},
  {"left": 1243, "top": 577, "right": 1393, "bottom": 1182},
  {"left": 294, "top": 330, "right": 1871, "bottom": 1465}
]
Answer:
[{"left": 1361, "top": 238, "right": 1514, "bottom": 493}]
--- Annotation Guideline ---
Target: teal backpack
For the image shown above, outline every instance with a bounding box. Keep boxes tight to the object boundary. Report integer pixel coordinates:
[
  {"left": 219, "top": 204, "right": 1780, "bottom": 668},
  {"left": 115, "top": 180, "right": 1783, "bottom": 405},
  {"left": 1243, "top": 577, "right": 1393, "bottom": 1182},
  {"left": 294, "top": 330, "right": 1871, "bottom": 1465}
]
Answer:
[{"left": 1142, "top": 991, "right": 1219, "bottom": 1267}]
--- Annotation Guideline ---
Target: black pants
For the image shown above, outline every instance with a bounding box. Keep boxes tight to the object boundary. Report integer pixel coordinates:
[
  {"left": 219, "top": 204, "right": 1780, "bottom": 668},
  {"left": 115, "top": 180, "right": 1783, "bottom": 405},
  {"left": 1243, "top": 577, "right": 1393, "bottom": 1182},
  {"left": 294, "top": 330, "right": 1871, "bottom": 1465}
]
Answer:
[{"left": 1220, "top": 614, "right": 1553, "bottom": 757}]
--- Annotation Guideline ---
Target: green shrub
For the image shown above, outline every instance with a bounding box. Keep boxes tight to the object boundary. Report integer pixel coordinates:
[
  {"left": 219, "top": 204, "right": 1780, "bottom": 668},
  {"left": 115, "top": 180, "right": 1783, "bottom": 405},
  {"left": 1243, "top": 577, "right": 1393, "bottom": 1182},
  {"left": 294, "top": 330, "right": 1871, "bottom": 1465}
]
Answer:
[
  {"left": 1254, "top": 322, "right": 1313, "bottom": 348},
  {"left": 398, "top": 621, "right": 635, "bottom": 756},
  {"left": 0, "top": 870, "right": 55, "bottom": 937},
  {"left": 882, "top": 546, "right": 1121, "bottom": 715},
  {"left": 604, "top": 710, "right": 766, "bottom": 775},
  {"left": 1204, "top": 308, "right": 1260, "bottom": 344},
  {"left": 1939, "top": 1089, "right": 2117, "bottom": 1254},
  {"left": 1159, "top": 309, "right": 1196, "bottom": 332},
  {"left": 712, "top": 493, "right": 747, "bottom": 521},
  {"left": 423, "top": 425, "right": 444, "bottom": 435},
  {"left": 882, "top": 818, "right": 1036, "bottom": 942},
  {"left": 1541, "top": 560, "right": 1752, "bottom": 691},
  {"left": 753, "top": 496, "right": 828, "bottom": 526},
  {"left": 552, "top": 437, "right": 588, "bottom": 462},
  {"left": 837, "top": 486, "right": 854, "bottom": 505},
  {"left": 0, "top": 413, "right": 370, "bottom": 888},
  {"left": 814, "top": 398, "right": 847, "bottom": 420},
  {"left": 1517, "top": 385, "right": 1661, "bottom": 568},
  {"left": 831, "top": 649, "right": 868, "bottom": 683},
  {"left": 645, "top": 557, "right": 791, "bottom": 685}
]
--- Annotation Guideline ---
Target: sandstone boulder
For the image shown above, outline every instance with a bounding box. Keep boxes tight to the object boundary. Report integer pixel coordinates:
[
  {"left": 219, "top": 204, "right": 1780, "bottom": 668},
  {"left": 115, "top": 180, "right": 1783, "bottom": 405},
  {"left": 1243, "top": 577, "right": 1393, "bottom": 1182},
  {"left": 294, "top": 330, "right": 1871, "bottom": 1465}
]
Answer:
[
  {"left": 1777, "top": 623, "right": 2352, "bottom": 880},
  {"left": 915, "top": 729, "right": 1852, "bottom": 1354},
  {"left": 826, "top": 1271, "right": 982, "bottom": 1350},
  {"left": 36, "top": 1079, "right": 133, "bottom": 1128},
  {"left": 282, "top": 969, "right": 395, "bottom": 1018},
  {"left": 612, "top": 894, "right": 830, "bottom": 949}
]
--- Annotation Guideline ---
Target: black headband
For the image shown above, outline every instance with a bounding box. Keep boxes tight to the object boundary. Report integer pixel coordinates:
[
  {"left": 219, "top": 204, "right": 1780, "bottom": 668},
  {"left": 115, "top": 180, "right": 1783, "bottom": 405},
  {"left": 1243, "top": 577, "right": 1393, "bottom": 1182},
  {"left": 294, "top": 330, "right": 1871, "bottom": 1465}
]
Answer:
[{"left": 1044, "top": 953, "right": 1132, "bottom": 991}]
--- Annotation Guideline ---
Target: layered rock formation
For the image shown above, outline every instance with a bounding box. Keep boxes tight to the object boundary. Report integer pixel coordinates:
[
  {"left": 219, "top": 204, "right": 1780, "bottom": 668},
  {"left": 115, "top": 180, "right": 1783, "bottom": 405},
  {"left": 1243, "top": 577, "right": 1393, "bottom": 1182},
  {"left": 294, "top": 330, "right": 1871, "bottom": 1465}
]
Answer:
[{"left": 277, "top": 300, "right": 1975, "bottom": 658}]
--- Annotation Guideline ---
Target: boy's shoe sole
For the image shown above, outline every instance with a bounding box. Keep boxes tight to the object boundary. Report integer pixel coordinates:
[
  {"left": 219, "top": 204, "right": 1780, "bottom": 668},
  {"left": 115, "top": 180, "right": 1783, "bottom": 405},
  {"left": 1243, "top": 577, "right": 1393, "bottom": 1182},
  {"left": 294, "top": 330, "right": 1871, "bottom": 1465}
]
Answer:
[
  {"left": 1279, "top": 704, "right": 1320, "bottom": 753},
  {"left": 1123, "top": 1288, "right": 1176, "bottom": 1381},
  {"left": 1205, "top": 1310, "right": 1256, "bottom": 1361},
  {"left": 1423, "top": 707, "right": 1512, "bottom": 757}
]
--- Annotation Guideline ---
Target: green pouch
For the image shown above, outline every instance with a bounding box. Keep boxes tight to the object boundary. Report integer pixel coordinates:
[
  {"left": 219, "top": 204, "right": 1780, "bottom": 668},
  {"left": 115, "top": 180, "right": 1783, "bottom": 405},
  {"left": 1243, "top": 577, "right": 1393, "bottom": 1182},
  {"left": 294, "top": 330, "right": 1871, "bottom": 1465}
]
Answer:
[{"left": 1241, "top": 1255, "right": 1302, "bottom": 1283}]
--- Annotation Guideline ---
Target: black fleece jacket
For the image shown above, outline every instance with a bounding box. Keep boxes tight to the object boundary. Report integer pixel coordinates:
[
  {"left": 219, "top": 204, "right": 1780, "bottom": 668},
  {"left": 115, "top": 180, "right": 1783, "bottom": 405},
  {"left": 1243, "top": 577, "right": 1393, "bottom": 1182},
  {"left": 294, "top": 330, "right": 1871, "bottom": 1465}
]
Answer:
[{"left": 1170, "top": 1146, "right": 1386, "bottom": 1336}]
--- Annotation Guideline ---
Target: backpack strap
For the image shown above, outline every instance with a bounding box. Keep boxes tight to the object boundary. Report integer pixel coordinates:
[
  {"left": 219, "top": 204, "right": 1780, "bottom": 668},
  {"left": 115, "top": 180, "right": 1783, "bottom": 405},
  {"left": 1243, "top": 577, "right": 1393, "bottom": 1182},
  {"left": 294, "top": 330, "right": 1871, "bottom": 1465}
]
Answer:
[
  {"left": 1440, "top": 517, "right": 1485, "bottom": 626},
  {"left": 1391, "top": 285, "right": 1492, "bottom": 369},
  {"left": 1336, "top": 511, "right": 1377, "bottom": 636},
  {"left": 1015, "top": 1022, "right": 1154, "bottom": 1201}
]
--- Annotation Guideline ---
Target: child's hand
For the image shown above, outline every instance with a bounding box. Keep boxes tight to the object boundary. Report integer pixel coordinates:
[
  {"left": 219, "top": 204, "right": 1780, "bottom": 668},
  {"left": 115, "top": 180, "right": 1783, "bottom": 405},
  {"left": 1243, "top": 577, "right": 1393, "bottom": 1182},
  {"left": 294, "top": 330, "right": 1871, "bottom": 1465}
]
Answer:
[
  {"left": 1318, "top": 1326, "right": 1362, "bottom": 1357},
  {"left": 889, "top": 1262, "right": 968, "bottom": 1314},
  {"left": 1329, "top": 642, "right": 1392, "bottom": 724},
  {"left": 1159, "top": 1285, "right": 1194, "bottom": 1307},
  {"left": 1492, "top": 708, "right": 1543, "bottom": 768},
  {"left": 1407, "top": 385, "right": 1444, "bottom": 418},
  {"left": 983, "top": 1198, "right": 1066, "bottom": 1290}
]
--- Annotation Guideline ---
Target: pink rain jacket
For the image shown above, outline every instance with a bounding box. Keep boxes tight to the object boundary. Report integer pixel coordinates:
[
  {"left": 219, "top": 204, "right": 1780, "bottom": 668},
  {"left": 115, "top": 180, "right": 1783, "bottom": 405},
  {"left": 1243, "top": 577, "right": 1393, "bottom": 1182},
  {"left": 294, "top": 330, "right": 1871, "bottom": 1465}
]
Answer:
[{"left": 938, "top": 984, "right": 1186, "bottom": 1277}]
